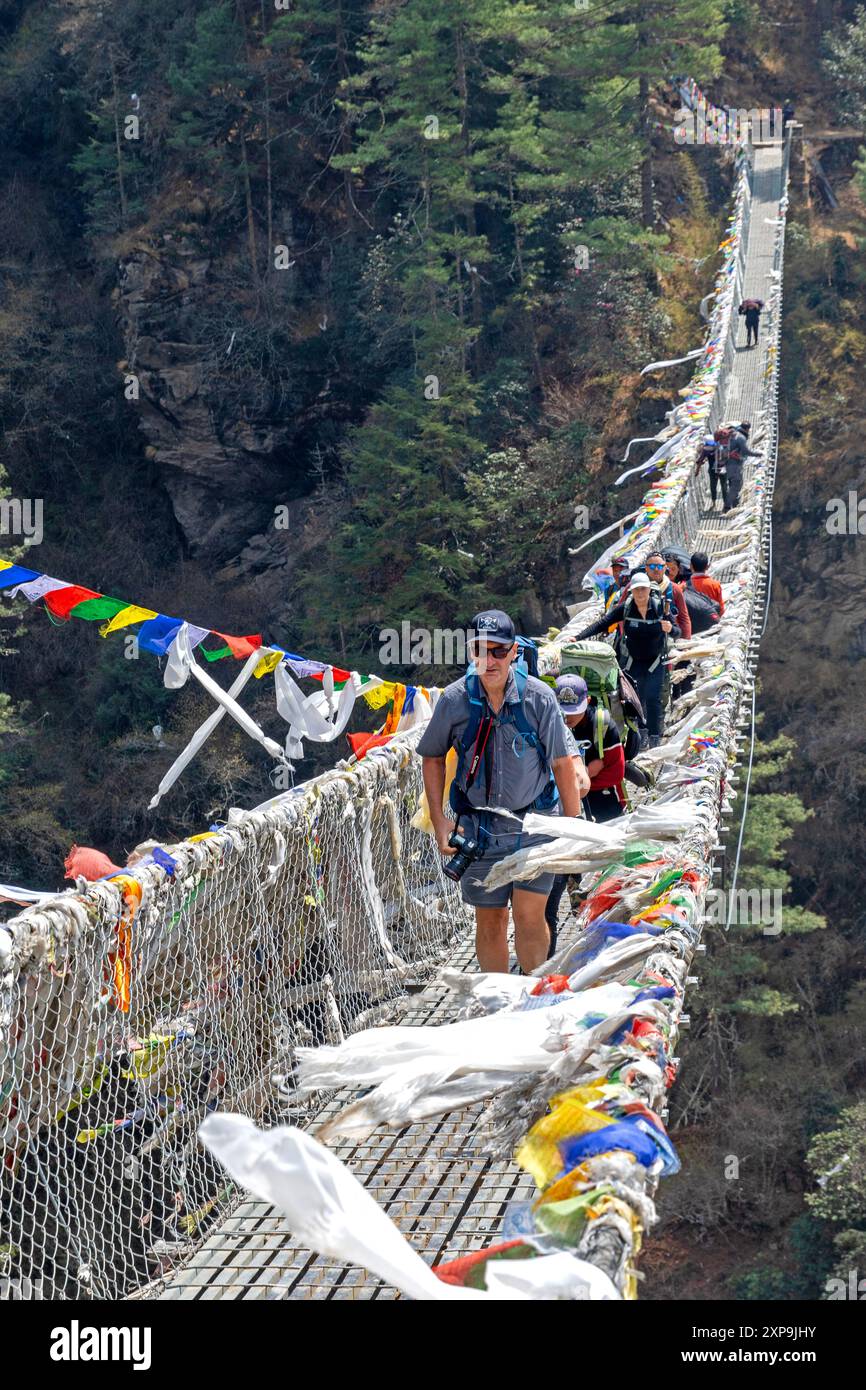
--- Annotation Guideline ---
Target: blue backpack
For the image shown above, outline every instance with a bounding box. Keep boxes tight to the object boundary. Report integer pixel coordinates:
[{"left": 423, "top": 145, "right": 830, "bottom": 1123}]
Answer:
[
  {"left": 515, "top": 635, "right": 540, "bottom": 677},
  {"left": 450, "top": 650, "right": 559, "bottom": 816}
]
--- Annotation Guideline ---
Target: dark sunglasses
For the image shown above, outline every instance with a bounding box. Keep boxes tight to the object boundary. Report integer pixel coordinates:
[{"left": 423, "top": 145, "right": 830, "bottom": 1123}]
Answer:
[{"left": 470, "top": 642, "right": 513, "bottom": 660}]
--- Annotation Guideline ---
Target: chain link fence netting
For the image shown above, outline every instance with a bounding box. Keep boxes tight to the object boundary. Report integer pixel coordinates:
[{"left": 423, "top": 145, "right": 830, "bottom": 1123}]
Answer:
[{"left": 0, "top": 741, "right": 470, "bottom": 1298}]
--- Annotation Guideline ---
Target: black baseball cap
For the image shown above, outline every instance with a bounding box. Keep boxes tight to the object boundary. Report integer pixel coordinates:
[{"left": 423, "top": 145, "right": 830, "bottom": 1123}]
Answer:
[{"left": 469, "top": 609, "right": 516, "bottom": 644}]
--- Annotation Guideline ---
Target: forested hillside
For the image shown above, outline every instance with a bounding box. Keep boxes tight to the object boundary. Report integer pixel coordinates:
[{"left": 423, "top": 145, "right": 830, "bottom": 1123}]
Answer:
[
  {"left": 0, "top": 0, "right": 736, "bottom": 865},
  {"left": 1, "top": 0, "right": 866, "bottom": 1299}
]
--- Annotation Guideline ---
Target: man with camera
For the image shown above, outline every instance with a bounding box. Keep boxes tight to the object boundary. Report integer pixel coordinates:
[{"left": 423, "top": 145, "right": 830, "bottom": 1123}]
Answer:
[{"left": 417, "top": 610, "right": 588, "bottom": 973}]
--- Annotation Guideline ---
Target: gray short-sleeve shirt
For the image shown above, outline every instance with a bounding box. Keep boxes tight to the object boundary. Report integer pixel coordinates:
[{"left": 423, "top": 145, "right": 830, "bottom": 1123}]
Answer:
[{"left": 417, "top": 667, "right": 570, "bottom": 817}]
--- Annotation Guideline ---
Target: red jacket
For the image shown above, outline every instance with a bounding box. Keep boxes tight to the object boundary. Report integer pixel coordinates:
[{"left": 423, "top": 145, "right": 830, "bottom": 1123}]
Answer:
[
  {"left": 663, "top": 579, "right": 692, "bottom": 640},
  {"left": 591, "top": 744, "right": 626, "bottom": 803},
  {"left": 690, "top": 573, "right": 725, "bottom": 616}
]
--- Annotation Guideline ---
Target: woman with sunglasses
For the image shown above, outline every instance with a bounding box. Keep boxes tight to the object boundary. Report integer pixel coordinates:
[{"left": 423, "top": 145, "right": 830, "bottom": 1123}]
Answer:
[{"left": 643, "top": 551, "right": 691, "bottom": 640}]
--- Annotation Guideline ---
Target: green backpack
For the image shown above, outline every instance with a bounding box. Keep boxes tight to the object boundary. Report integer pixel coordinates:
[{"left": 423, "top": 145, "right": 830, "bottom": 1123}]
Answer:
[
  {"left": 557, "top": 640, "right": 620, "bottom": 703},
  {"left": 553, "top": 639, "right": 639, "bottom": 761},
  {"left": 549, "top": 640, "right": 622, "bottom": 759}
]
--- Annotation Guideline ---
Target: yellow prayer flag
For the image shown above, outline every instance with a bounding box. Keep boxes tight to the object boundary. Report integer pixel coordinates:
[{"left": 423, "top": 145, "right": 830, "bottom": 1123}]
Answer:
[
  {"left": 382, "top": 683, "right": 406, "bottom": 734},
  {"left": 254, "top": 649, "right": 285, "bottom": 678},
  {"left": 515, "top": 1084, "right": 612, "bottom": 1189},
  {"left": 120, "top": 1034, "right": 176, "bottom": 1080},
  {"left": 99, "top": 604, "right": 158, "bottom": 637},
  {"left": 361, "top": 681, "right": 396, "bottom": 710},
  {"left": 411, "top": 747, "right": 458, "bottom": 834}
]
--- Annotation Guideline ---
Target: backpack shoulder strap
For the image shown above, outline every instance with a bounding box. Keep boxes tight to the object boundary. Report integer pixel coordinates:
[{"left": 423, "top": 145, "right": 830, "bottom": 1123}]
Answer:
[
  {"left": 503, "top": 668, "right": 560, "bottom": 810},
  {"left": 505, "top": 664, "right": 535, "bottom": 740},
  {"left": 458, "top": 667, "right": 486, "bottom": 757},
  {"left": 450, "top": 668, "right": 490, "bottom": 814},
  {"left": 591, "top": 706, "right": 608, "bottom": 760}
]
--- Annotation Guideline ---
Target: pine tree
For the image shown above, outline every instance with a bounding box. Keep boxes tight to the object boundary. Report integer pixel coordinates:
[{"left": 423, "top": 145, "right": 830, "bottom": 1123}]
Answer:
[
  {"left": 576, "top": 1, "right": 726, "bottom": 228},
  {"left": 71, "top": 44, "right": 147, "bottom": 235},
  {"left": 167, "top": 2, "right": 261, "bottom": 274},
  {"left": 824, "top": 3, "right": 866, "bottom": 128},
  {"left": 309, "top": 380, "right": 488, "bottom": 655},
  {"left": 331, "top": 0, "right": 495, "bottom": 374},
  {"left": 318, "top": 0, "right": 705, "bottom": 648},
  {"left": 266, "top": 0, "right": 371, "bottom": 234}
]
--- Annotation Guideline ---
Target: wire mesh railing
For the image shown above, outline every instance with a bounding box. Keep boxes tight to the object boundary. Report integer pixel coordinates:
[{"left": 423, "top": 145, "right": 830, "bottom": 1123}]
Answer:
[{"left": 0, "top": 739, "right": 470, "bottom": 1299}]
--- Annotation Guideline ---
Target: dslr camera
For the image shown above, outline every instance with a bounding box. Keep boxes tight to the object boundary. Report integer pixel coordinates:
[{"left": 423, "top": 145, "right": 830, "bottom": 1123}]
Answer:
[{"left": 443, "top": 827, "right": 482, "bottom": 883}]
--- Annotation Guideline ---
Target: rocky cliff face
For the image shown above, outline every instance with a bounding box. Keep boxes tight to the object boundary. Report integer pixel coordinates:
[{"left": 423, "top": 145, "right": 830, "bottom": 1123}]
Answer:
[{"left": 116, "top": 242, "right": 290, "bottom": 560}]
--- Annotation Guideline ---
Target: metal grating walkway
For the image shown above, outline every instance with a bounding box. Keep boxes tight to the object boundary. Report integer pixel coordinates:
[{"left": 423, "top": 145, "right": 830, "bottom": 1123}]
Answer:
[
  {"left": 152, "top": 925, "right": 547, "bottom": 1300},
  {"left": 153, "top": 142, "right": 785, "bottom": 1301}
]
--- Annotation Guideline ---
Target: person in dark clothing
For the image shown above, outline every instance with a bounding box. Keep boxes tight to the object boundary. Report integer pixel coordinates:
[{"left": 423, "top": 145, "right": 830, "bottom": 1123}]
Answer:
[
  {"left": 663, "top": 550, "right": 692, "bottom": 584},
  {"left": 696, "top": 433, "right": 729, "bottom": 511},
  {"left": 568, "top": 712, "right": 625, "bottom": 822},
  {"left": 572, "top": 571, "right": 678, "bottom": 748},
  {"left": 543, "top": 675, "right": 625, "bottom": 957},
  {"left": 719, "top": 425, "right": 760, "bottom": 510},
  {"left": 782, "top": 99, "right": 795, "bottom": 128},
  {"left": 604, "top": 556, "right": 631, "bottom": 616},
  {"left": 642, "top": 551, "right": 690, "bottom": 718},
  {"left": 663, "top": 550, "right": 696, "bottom": 702},
  {"left": 738, "top": 298, "right": 765, "bottom": 348}
]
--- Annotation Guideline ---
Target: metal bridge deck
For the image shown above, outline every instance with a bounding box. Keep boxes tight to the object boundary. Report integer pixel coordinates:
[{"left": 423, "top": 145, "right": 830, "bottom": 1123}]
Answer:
[{"left": 154, "top": 143, "right": 785, "bottom": 1300}]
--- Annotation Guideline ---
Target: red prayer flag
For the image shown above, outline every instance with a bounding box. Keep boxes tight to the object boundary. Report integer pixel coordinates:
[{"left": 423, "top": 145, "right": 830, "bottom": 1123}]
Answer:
[
  {"left": 210, "top": 631, "right": 263, "bottom": 659},
  {"left": 346, "top": 732, "right": 394, "bottom": 760},
  {"left": 44, "top": 585, "right": 103, "bottom": 620},
  {"left": 432, "top": 1241, "right": 528, "bottom": 1287},
  {"left": 529, "top": 974, "right": 571, "bottom": 997},
  {"left": 64, "top": 845, "right": 124, "bottom": 881},
  {"left": 310, "top": 665, "right": 352, "bottom": 684}
]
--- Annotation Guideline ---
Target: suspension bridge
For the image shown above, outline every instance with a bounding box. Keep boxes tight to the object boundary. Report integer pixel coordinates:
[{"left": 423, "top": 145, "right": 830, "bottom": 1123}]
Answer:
[{"left": 0, "top": 117, "right": 791, "bottom": 1302}]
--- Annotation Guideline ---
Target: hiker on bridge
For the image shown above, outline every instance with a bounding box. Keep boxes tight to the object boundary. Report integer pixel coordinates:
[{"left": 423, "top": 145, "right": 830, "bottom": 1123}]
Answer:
[
  {"left": 605, "top": 555, "right": 631, "bottom": 614},
  {"left": 637, "top": 552, "right": 690, "bottom": 718},
  {"left": 738, "top": 297, "right": 765, "bottom": 348},
  {"left": 689, "top": 552, "right": 725, "bottom": 617},
  {"left": 557, "top": 676, "right": 625, "bottom": 824},
  {"left": 663, "top": 549, "right": 691, "bottom": 585},
  {"left": 696, "top": 432, "right": 729, "bottom": 511},
  {"left": 418, "top": 609, "right": 589, "bottom": 973},
  {"left": 571, "top": 572, "right": 679, "bottom": 749},
  {"left": 717, "top": 424, "right": 760, "bottom": 511},
  {"left": 662, "top": 549, "right": 699, "bottom": 702},
  {"left": 603, "top": 555, "right": 632, "bottom": 637},
  {"left": 544, "top": 674, "right": 626, "bottom": 957}
]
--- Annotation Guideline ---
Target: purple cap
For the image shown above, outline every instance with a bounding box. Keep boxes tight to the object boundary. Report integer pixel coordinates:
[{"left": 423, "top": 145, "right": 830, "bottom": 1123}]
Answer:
[{"left": 555, "top": 674, "right": 589, "bottom": 713}]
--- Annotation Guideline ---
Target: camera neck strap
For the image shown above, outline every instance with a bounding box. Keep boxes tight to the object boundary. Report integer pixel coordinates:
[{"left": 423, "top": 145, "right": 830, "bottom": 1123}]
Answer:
[{"left": 465, "top": 712, "right": 495, "bottom": 800}]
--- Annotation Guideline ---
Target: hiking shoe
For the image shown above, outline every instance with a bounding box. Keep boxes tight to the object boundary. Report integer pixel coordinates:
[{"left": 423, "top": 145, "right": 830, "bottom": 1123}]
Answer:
[{"left": 624, "top": 760, "right": 652, "bottom": 788}]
